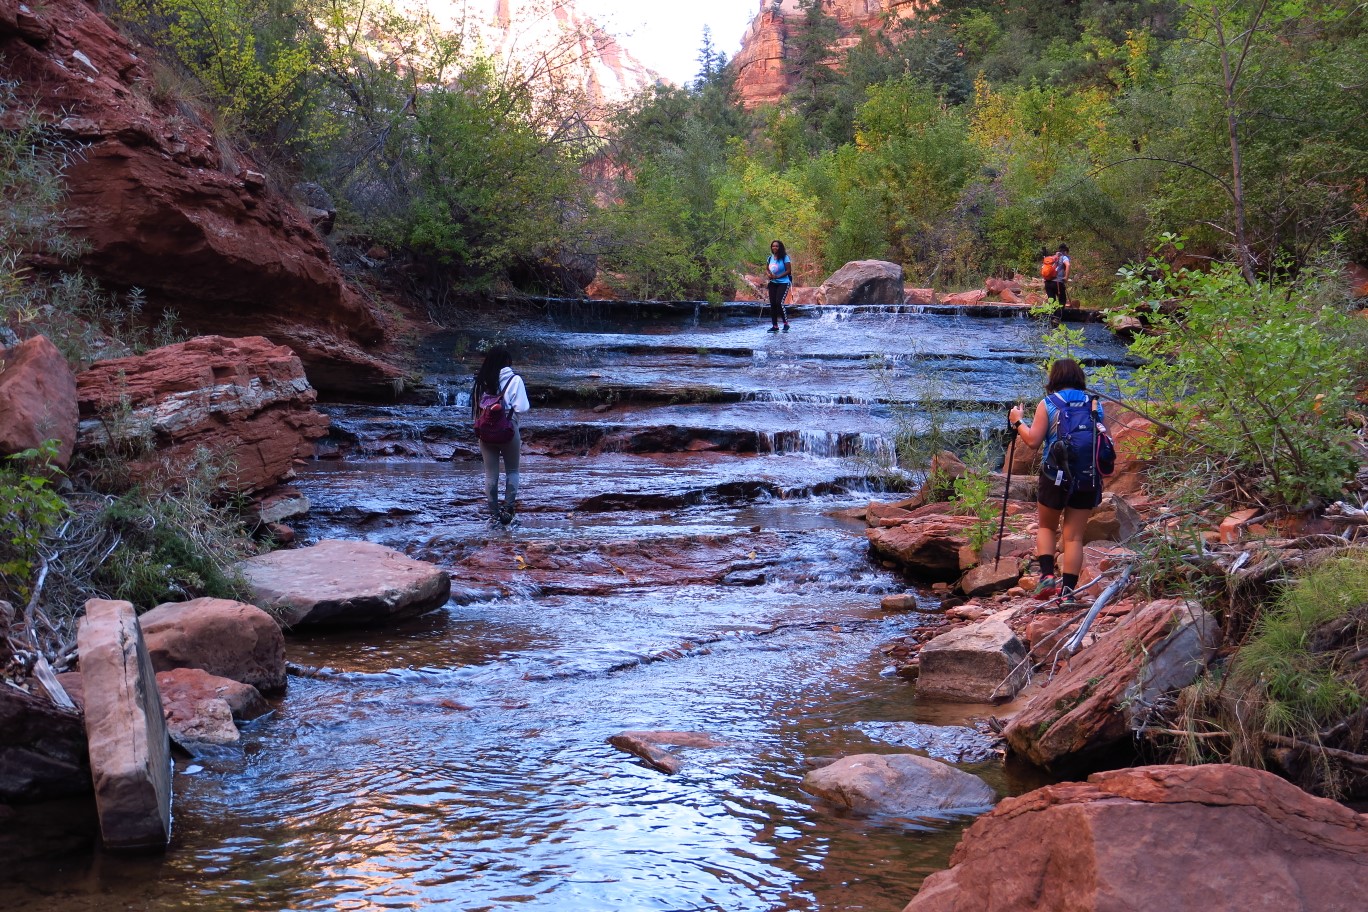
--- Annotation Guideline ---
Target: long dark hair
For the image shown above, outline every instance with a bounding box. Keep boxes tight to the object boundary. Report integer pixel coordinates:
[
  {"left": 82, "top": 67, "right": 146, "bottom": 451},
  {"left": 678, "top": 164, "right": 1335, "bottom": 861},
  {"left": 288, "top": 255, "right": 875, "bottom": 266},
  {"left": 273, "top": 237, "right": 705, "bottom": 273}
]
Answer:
[
  {"left": 1046, "top": 358, "right": 1086, "bottom": 393},
  {"left": 474, "top": 346, "right": 513, "bottom": 404},
  {"left": 770, "top": 240, "right": 787, "bottom": 260}
]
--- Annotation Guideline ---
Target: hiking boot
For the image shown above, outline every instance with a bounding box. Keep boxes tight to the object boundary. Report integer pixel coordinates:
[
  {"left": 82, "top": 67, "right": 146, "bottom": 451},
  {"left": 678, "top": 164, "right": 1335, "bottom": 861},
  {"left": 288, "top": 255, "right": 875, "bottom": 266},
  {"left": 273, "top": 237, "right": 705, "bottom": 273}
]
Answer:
[
  {"left": 767, "top": 325, "right": 780, "bottom": 333},
  {"left": 782, "top": 322, "right": 790, "bottom": 332},
  {"left": 1058, "top": 588, "right": 1085, "bottom": 611},
  {"left": 499, "top": 510, "right": 519, "bottom": 528},
  {"left": 1032, "top": 575, "right": 1060, "bottom": 600}
]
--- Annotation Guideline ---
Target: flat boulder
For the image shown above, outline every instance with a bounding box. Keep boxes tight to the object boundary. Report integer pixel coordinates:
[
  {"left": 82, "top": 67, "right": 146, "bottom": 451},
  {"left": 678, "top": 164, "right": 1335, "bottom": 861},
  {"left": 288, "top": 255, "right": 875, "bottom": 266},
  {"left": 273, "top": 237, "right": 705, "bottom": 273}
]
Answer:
[
  {"left": 818, "top": 260, "right": 905, "bottom": 305},
  {"left": 1004, "top": 599, "right": 1219, "bottom": 769},
  {"left": 917, "top": 615, "right": 1030, "bottom": 702},
  {"left": 958, "top": 559, "right": 1021, "bottom": 597},
  {"left": 801, "top": 753, "right": 995, "bottom": 817},
  {"left": 77, "top": 599, "right": 172, "bottom": 850},
  {"left": 140, "top": 597, "right": 287, "bottom": 694},
  {"left": 0, "top": 335, "right": 78, "bottom": 469},
  {"left": 156, "top": 668, "right": 267, "bottom": 749},
  {"left": 904, "top": 764, "right": 1368, "bottom": 912},
  {"left": 238, "top": 539, "right": 451, "bottom": 628}
]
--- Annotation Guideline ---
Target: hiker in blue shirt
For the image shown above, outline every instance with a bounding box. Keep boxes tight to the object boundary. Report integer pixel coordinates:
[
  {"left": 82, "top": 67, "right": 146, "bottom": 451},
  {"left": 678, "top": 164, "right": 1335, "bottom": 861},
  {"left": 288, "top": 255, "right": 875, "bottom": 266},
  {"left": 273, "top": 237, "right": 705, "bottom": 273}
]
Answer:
[
  {"left": 765, "top": 239, "right": 792, "bottom": 333},
  {"left": 1008, "top": 358, "right": 1105, "bottom": 608}
]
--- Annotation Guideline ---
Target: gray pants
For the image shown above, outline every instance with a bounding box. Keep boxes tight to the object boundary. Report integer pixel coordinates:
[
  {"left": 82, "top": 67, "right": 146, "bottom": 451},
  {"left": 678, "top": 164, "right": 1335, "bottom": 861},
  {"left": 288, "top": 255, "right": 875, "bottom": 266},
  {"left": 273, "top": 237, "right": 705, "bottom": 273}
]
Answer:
[{"left": 480, "top": 429, "right": 521, "bottom": 517}]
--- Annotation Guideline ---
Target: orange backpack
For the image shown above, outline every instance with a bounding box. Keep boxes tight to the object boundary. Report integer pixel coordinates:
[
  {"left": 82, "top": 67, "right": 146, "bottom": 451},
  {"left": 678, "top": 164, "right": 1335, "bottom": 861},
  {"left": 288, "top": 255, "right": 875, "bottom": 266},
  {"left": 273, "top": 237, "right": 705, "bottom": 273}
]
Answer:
[{"left": 1041, "top": 254, "right": 1060, "bottom": 280}]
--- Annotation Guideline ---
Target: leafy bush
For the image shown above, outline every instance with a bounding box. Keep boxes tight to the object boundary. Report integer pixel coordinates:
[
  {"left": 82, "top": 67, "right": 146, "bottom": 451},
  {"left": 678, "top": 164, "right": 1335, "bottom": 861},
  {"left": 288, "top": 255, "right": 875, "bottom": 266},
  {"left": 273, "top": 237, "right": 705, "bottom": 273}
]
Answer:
[
  {"left": 1110, "top": 251, "right": 1358, "bottom": 509},
  {"left": 0, "top": 443, "right": 70, "bottom": 607}
]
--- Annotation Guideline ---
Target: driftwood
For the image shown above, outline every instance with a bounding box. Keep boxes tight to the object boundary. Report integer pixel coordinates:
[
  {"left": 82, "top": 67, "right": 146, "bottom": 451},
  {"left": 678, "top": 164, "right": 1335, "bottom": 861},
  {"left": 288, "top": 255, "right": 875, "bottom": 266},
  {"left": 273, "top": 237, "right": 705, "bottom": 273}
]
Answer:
[{"left": 1263, "top": 733, "right": 1368, "bottom": 774}]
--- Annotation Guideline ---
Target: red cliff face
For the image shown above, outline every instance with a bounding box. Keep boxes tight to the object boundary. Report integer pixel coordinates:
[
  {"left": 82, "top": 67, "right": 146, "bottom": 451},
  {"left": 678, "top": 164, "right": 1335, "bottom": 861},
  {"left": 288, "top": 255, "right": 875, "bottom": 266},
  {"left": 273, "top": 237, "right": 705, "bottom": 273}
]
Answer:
[
  {"left": 732, "top": 0, "right": 929, "bottom": 109},
  {"left": 0, "top": 0, "right": 402, "bottom": 398}
]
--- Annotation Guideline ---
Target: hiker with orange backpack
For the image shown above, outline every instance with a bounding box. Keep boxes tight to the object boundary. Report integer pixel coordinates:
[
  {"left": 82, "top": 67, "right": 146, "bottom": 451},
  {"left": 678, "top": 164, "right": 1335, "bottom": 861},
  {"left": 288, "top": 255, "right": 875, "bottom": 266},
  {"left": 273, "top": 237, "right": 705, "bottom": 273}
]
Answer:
[{"left": 1042, "top": 244, "right": 1071, "bottom": 307}]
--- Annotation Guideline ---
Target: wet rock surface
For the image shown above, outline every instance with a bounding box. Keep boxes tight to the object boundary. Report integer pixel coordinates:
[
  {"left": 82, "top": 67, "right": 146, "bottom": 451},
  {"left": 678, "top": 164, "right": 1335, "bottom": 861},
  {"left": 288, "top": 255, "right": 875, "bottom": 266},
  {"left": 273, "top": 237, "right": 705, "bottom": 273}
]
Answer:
[
  {"left": 904, "top": 764, "right": 1368, "bottom": 912},
  {"left": 801, "top": 753, "right": 996, "bottom": 818}
]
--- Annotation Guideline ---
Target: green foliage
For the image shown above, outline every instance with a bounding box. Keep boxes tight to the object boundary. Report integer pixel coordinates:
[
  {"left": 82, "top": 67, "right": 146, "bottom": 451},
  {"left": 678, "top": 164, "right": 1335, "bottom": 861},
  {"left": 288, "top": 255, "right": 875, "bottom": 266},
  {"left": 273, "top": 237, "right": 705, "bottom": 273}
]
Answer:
[
  {"left": 1113, "top": 249, "right": 1358, "bottom": 507},
  {"left": 92, "top": 450, "right": 255, "bottom": 607},
  {"left": 0, "top": 443, "right": 70, "bottom": 603},
  {"left": 950, "top": 442, "right": 1000, "bottom": 551}
]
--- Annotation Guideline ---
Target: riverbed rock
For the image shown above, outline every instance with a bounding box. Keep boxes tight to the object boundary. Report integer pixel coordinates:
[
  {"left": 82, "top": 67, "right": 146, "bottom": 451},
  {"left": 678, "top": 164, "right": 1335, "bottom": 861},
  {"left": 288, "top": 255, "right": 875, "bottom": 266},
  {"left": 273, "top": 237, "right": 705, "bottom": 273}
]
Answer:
[
  {"left": 866, "top": 515, "right": 978, "bottom": 580},
  {"left": 916, "top": 615, "right": 1030, "bottom": 703},
  {"left": 1085, "top": 492, "right": 1143, "bottom": 542},
  {"left": 156, "top": 668, "right": 267, "bottom": 749},
  {"left": 818, "top": 260, "right": 905, "bottom": 305},
  {"left": 801, "top": 753, "right": 995, "bottom": 817},
  {"left": 76, "top": 336, "right": 330, "bottom": 494},
  {"left": 0, "top": 681, "right": 90, "bottom": 803},
  {"left": 940, "top": 289, "right": 988, "bottom": 306},
  {"left": 77, "top": 598, "right": 172, "bottom": 850},
  {"left": 140, "top": 597, "right": 287, "bottom": 694},
  {"left": 958, "top": 558, "right": 1022, "bottom": 597},
  {"left": 0, "top": 335, "right": 78, "bottom": 469},
  {"left": 903, "top": 764, "right": 1368, "bottom": 912},
  {"left": 1003, "top": 599, "right": 1220, "bottom": 769},
  {"left": 238, "top": 539, "right": 451, "bottom": 628}
]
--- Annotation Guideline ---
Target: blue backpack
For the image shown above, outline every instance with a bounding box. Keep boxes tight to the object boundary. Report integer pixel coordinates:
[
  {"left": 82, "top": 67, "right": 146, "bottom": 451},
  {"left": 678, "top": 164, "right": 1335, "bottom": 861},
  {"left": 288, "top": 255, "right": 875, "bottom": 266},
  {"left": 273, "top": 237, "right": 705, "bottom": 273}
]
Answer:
[{"left": 1043, "top": 393, "right": 1114, "bottom": 492}]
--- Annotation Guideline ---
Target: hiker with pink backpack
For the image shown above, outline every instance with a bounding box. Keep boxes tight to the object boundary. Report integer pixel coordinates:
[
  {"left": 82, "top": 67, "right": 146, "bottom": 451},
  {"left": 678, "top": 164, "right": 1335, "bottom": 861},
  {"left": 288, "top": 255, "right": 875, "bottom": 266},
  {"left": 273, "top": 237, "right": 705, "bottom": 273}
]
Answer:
[{"left": 471, "top": 346, "right": 530, "bottom": 528}]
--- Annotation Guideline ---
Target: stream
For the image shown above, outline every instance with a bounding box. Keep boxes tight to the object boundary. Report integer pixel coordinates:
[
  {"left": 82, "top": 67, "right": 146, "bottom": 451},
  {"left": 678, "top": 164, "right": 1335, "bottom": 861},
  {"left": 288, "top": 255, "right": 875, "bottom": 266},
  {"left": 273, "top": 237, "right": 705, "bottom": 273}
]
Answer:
[{"left": 1, "top": 302, "right": 1134, "bottom": 912}]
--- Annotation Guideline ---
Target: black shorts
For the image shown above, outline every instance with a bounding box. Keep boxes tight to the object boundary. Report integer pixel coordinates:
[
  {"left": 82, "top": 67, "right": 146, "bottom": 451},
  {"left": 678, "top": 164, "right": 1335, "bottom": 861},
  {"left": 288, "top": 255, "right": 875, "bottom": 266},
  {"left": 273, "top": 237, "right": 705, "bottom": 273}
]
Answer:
[{"left": 1038, "top": 472, "right": 1102, "bottom": 511}]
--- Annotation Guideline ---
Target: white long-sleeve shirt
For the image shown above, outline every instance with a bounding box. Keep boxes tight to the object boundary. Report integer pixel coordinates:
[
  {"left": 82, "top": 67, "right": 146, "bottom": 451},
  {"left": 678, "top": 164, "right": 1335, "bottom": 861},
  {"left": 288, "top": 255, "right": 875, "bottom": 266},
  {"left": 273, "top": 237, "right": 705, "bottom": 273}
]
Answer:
[{"left": 498, "top": 366, "right": 530, "bottom": 414}]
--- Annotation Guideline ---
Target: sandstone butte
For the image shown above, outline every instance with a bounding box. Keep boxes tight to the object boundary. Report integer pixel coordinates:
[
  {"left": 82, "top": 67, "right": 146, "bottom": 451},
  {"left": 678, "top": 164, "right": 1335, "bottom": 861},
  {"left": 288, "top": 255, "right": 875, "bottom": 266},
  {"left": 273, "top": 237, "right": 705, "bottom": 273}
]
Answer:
[{"left": 732, "top": 0, "right": 932, "bottom": 109}]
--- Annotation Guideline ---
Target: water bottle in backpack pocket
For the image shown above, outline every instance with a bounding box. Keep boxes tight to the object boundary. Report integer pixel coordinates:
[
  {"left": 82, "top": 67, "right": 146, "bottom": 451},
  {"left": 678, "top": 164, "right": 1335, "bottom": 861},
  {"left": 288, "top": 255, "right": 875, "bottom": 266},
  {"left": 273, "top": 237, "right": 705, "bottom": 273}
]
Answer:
[
  {"left": 474, "top": 377, "right": 516, "bottom": 445},
  {"left": 1043, "top": 393, "right": 1108, "bottom": 493}
]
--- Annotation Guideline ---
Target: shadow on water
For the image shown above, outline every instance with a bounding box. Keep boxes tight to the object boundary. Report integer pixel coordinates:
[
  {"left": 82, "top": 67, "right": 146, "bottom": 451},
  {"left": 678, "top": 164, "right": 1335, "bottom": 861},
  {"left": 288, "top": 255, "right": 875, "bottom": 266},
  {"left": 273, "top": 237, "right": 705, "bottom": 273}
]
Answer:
[{"left": 0, "top": 305, "right": 1131, "bottom": 911}]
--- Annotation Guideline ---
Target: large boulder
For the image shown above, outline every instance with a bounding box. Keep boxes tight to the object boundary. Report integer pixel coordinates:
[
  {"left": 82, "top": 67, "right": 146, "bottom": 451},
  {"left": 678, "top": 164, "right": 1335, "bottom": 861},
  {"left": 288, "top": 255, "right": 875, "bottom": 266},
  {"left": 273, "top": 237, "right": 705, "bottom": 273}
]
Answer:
[
  {"left": 867, "top": 514, "right": 978, "bottom": 580},
  {"left": 801, "top": 753, "right": 995, "bottom": 817},
  {"left": 238, "top": 539, "right": 451, "bottom": 628},
  {"left": 139, "top": 597, "right": 287, "bottom": 694},
  {"left": 917, "top": 615, "right": 1030, "bottom": 702},
  {"left": 904, "top": 764, "right": 1368, "bottom": 912},
  {"left": 0, "top": 335, "right": 78, "bottom": 469},
  {"left": 818, "top": 260, "right": 905, "bottom": 305},
  {"left": 77, "top": 598, "right": 172, "bottom": 850},
  {"left": 0, "top": 681, "right": 89, "bottom": 802},
  {"left": 0, "top": 0, "right": 403, "bottom": 398},
  {"left": 1004, "top": 599, "right": 1220, "bottom": 769},
  {"left": 76, "top": 336, "right": 329, "bottom": 494}
]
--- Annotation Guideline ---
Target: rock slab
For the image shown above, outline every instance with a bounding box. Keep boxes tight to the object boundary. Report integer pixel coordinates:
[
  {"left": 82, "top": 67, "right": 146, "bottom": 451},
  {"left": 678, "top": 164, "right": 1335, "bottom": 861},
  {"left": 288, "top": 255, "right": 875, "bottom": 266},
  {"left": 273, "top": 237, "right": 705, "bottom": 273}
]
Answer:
[
  {"left": 238, "top": 539, "right": 451, "bottom": 628},
  {"left": 0, "top": 681, "right": 89, "bottom": 802},
  {"left": 904, "top": 764, "right": 1368, "bottom": 912},
  {"left": 917, "top": 616, "right": 1030, "bottom": 703},
  {"left": 77, "top": 598, "right": 172, "bottom": 850},
  {"left": 801, "top": 753, "right": 995, "bottom": 818},
  {"left": 0, "top": 335, "right": 79, "bottom": 469}
]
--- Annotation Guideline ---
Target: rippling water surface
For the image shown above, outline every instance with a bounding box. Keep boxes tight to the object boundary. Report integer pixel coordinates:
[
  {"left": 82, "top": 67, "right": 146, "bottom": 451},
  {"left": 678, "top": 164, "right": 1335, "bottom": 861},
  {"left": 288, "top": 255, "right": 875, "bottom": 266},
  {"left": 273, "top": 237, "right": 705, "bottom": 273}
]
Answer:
[{"left": 1, "top": 304, "right": 1127, "bottom": 911}]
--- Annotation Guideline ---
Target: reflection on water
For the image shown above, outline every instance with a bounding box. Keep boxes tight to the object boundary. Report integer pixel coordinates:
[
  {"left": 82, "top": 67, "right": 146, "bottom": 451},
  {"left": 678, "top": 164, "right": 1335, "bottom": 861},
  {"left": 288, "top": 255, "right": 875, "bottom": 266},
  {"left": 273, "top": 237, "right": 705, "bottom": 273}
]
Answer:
[{"left": 0, "top": 306, "right": 1122, "bottom": 911}]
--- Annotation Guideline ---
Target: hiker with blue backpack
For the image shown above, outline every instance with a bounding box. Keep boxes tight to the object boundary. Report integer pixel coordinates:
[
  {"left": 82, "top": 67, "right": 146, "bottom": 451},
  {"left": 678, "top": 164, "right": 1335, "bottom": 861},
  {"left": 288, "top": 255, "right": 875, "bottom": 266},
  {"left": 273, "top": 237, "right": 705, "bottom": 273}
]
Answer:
[
  {"left": 471, "top": 346, "right": 530, "bottom": 528},
  {"left": 1008, "top": 358, "right": 1114, "bottom": 608}
]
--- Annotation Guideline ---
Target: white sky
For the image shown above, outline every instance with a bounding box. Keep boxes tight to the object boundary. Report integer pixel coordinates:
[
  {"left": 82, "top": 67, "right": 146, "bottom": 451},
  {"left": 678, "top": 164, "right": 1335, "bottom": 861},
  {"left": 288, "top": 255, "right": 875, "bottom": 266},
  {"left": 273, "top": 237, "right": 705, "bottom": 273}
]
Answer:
[{"left": 575, "top": 1, "right": 759, "bottom": 85}]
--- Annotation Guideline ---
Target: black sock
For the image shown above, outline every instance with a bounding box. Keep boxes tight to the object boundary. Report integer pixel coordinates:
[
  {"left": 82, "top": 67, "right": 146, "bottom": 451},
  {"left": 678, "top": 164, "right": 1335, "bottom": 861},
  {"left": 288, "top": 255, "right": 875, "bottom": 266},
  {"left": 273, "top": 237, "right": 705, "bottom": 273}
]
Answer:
[
  {"left": 1038, "top": 554, "right": 1055, "bottom": 577},
  {"left": 1061, "top": 572, "right": 1079, "bottom": 593}
]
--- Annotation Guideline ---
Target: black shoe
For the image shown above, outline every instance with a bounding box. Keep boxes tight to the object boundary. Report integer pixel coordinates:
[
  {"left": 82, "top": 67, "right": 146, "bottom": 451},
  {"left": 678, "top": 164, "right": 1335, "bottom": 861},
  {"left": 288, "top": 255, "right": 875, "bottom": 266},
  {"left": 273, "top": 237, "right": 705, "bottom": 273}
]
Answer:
[
  {"left": 499, "top": 510, "right": 518, "bottom": 528},
  {"left": 782, "top": 322, "right": 790, "bottom": 332},
  {"left": 767, "top": 326, "right": 779, "bottom": 333}
]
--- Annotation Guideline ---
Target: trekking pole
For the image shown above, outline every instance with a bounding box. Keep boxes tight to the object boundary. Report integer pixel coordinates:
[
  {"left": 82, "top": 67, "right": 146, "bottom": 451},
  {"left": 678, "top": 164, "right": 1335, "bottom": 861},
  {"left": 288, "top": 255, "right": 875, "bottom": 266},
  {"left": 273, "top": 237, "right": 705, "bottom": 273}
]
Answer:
[{"left": 994, "top": 419, "right": 1018, "bottom": 568}]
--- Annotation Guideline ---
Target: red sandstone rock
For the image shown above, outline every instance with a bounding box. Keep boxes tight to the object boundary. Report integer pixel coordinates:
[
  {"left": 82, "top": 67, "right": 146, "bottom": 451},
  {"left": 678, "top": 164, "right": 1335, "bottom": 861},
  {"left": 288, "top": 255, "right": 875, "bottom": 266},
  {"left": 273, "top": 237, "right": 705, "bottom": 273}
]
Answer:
[
  {"left": 0, "top": 0, "right": 402, "bottom": 397},
  {"left": 1003, "top": 599, "right": 1219, "bottom": 769},
  {"left": 941, "top": 289, "right": 988, "bottom": 305},
  {"left": 238, "top": 539, "right": 451, "bottom": 628},
  {"left": 77, "top": 598, "right": 172, "bottom": 850},
  {"left": 156, "top": 667, "right": 267, "bottom": 749},
  {"left": 905, "top": 287, "right": 934, "bottom": 304},
  {"left": 801, "top": 753, "right": 995, "bottom": 817},
  {"left": 818, "top": 260, "right": 905, "bottom": 305},
  {"left": 0, "top": 335, "right": 78, "bottom": 469},
  {"left": 139, "top": 597, "right": 287, "bottom": 695},
  {"left": 904, "top": 764, "right": 1368, "bottom": 911},
  {"left": 733, "top": 1, "right": 927, "bottom": 109},
  {"left": 867, "top": 514, "right": 978, "bottom": 579},
  {"left": 76, "top": 336, "right": 329, "bottom": 494}
]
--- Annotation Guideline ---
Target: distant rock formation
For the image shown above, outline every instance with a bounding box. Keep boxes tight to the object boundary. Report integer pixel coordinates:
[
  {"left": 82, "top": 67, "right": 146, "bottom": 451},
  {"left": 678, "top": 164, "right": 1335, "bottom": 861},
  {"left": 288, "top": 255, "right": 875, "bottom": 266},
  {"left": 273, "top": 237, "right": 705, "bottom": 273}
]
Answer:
[
  {"left": 731, "top": 0, "right": 928, "bottom": 109},
  {"left": 418, "top": 0, "right": 659, "bottom": 106}
]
